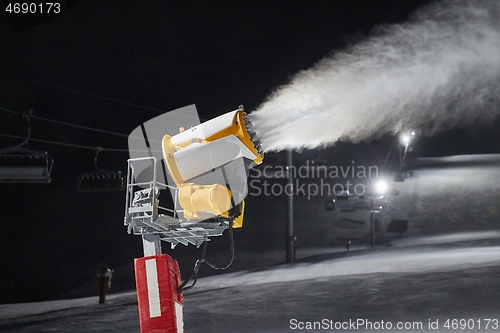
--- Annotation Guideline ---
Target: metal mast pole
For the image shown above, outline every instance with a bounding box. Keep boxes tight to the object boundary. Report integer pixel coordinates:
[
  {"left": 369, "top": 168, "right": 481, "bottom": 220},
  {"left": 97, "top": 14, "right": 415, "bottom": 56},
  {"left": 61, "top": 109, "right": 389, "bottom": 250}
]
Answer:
[
  {"left": 286, "top": 150, "right": 295, "bottom": 263},
  {"left": 370, "top": 198, "right": 375, "bottom": 247}
]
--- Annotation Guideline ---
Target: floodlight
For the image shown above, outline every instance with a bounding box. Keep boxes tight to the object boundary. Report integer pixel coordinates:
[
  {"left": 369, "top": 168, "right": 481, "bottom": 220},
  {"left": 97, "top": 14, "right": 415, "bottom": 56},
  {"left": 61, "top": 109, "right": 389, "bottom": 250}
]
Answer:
[
  {"left": 400, "top": 134, "right": 411, "bottom": 145},
  {"left": 374, "top": 179, "right": 389, "bottom": 195}
]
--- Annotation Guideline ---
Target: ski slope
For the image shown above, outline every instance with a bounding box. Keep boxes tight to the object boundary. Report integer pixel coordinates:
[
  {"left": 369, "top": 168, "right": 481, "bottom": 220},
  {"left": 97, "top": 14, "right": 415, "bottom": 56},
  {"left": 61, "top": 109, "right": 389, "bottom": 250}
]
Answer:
[{"left": 2, "top": 154, "right": 500, "bottom": 332}]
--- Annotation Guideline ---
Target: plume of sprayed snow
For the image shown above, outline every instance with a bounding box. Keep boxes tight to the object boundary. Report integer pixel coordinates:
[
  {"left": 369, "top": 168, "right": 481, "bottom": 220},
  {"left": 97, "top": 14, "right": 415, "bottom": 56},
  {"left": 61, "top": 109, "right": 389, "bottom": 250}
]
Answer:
[{"left": 249, "top": 0, "right": 500, "bottom": 152}]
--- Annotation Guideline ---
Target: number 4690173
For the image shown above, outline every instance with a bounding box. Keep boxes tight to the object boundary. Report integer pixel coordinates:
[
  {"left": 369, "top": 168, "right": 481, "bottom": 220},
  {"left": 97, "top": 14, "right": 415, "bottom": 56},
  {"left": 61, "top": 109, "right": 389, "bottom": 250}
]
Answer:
[{"left": 5, "top": 2, "right": 61, "bottom": 14}]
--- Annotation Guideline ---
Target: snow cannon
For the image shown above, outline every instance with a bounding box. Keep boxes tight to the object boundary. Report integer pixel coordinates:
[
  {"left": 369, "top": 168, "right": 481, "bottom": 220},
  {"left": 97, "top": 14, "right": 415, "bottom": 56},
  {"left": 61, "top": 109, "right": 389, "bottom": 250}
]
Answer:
[
  {"left": 162, "top": 108, "right": 264, "bottom": 220},
  {"left": 124, "top": 106, "right": 264, "bottom": 248}
]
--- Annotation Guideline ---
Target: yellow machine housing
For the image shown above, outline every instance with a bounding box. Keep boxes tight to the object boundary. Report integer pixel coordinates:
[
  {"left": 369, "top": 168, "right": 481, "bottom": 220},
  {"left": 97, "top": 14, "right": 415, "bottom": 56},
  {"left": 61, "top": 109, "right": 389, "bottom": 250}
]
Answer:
[{"left": 161, "top": 108, "right": 263, "bottom": 226}]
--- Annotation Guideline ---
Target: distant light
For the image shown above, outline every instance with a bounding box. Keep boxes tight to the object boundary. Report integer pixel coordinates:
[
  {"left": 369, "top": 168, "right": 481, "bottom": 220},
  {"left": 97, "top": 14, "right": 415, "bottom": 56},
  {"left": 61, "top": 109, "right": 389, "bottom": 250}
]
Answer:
[
  {"left": 400, "top": 134, "right": 411, "bottom": 145},
  {"left": 375, "top": 179, "right": 389, "bottom": 195},
  {"left": 411, "top": 131, "right": 415, "bottom": 136}
]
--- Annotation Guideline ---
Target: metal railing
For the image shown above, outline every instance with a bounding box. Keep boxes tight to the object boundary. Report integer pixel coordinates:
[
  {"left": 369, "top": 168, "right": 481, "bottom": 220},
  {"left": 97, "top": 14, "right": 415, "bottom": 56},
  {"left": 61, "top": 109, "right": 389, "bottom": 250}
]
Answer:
[
  {"left": 124, "top": 156, "right": 228, "bottom": 248},
  {"left": 124, "top": 156, "right": 178, "bottom": 232}
]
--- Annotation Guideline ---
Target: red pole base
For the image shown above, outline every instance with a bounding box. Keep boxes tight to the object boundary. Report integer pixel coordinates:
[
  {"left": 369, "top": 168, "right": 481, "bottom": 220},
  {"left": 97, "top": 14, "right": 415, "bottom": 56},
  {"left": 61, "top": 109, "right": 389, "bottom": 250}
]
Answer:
[{"left": 135, "top": 254, "right": 184, "bottom": 333}]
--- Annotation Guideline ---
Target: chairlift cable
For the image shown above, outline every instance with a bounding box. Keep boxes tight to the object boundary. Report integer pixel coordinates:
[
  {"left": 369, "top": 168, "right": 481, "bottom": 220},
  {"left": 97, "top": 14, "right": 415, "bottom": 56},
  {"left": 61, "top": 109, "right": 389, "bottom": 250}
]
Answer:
[
  {"left": 0, "top": 106, "right": 144, "bottom": 140},
  {"left": 0, "top": 105, "right": 160, "bottom": 143},
  {"left": 0, "top": 70, "right": 171, "bottom": 114},
  {"left": 31, "top": 114, "right": 130, "bottom": 138},
  {"left": 0, "top": 70, "right": 204, "bottom": 121},
  {"left": 0, "top": 132, "right": 156, "bottom": 152}
]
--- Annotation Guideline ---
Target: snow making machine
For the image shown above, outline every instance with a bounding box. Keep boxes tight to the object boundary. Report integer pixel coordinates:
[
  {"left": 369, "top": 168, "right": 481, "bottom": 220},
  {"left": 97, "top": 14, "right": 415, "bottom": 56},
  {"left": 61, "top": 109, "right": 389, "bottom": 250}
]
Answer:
[
  {"left": 124, "top": 107, "right": 264, "bottom": 248},
  {"left": 124, "top": 106, "right": 264, "bottom": 333}
]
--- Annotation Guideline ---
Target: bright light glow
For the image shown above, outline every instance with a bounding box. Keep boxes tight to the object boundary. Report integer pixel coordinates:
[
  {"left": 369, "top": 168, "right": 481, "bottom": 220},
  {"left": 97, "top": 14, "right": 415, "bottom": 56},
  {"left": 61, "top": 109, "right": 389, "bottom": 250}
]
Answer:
[
  {"left": 375, "top": 179, "right": 389, "bottom": 195},
  {"left": 401, "top": 134, "right": 411, "bottom": 145},
  {"left": 411, "top": 131, "right": 416, "bottom": 136}
]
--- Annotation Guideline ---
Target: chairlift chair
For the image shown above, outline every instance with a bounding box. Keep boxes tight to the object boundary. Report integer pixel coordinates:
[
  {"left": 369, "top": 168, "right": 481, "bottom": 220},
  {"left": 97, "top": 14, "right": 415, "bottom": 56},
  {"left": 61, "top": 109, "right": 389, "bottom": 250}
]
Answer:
[
  {"left": 0, "top": 146, "right": 53, "bottom": 183},
  {"left": 76, "top": 147, "right": 125, "bottom": 192},
  {"left": 77, "top": 170, "right": 125, "bottom": 192},
  {"left": 0, "top": 110, "right": 53, "bottom": 183}
]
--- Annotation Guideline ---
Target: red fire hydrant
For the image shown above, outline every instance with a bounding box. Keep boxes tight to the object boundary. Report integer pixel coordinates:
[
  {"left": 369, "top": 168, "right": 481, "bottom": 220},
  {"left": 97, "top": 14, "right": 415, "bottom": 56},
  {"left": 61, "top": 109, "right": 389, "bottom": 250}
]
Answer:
[{"left": 96, "top": 264, "right": 113, "bottom": 304}]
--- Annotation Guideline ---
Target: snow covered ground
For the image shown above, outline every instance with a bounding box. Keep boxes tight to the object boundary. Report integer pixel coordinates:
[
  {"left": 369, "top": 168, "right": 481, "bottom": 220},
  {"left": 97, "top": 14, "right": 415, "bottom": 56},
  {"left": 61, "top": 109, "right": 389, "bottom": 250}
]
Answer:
[
  {"left": 2, "top": 240, "right": 500, "bottom": 332},
  {"left": 1, "top": 154, "right": 500, "bottom": 332}
]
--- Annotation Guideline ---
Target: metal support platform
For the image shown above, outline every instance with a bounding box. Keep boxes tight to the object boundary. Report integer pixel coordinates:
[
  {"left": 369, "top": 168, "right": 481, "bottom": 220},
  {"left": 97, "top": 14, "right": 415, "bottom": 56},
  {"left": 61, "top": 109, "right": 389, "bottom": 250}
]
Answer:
[{"left": 124, "top": 156, "right": 231, "bottom": 249}]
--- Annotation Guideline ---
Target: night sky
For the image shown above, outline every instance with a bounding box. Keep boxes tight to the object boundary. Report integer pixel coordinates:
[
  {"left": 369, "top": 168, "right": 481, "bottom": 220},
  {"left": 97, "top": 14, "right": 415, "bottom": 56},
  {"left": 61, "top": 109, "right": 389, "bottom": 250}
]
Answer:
[{"left": 1, "top": 0, "right": 499, "bottom": 304}]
